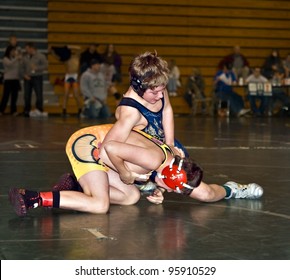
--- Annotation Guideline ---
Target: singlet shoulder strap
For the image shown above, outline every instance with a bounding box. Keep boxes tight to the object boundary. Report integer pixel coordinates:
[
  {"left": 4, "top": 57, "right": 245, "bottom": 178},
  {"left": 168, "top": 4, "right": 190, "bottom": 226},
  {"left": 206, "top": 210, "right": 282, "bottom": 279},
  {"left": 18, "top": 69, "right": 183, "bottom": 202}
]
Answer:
[{"left": 118, "top": 97, "right": 144, "bottom": 110}]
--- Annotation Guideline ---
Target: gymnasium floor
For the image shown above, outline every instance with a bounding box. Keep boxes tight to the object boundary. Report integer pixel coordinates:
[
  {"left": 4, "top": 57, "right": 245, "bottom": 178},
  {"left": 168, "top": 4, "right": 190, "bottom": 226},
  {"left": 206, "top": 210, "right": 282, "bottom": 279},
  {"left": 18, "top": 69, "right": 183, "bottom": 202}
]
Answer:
[{"left": 0, "top": 114, "right": 290, "bottom": 260}]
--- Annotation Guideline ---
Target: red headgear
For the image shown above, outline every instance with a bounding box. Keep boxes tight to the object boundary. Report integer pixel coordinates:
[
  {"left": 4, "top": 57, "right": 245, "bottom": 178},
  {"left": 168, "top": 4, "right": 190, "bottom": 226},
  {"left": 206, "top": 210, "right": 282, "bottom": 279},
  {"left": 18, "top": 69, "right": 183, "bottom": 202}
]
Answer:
[{"left": 161, "top": 158, "right": 193, "bottom": 194}]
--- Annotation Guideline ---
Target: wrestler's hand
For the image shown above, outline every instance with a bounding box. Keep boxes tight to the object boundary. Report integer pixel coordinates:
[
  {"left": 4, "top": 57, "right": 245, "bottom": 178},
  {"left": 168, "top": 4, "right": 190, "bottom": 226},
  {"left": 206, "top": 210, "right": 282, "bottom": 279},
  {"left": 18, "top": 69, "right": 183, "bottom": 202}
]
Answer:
[
  {"left": 119, "top": 170, "right": 135, "bottom": 185},
  {"left": 170, "top": 146, "right": 185, "bottom": 158},
  {"left": 146, "top": 188, "right": 165, "bottom": 205},
  {"left": 119, "top": 171, "right": 149, "bottom": 184}
]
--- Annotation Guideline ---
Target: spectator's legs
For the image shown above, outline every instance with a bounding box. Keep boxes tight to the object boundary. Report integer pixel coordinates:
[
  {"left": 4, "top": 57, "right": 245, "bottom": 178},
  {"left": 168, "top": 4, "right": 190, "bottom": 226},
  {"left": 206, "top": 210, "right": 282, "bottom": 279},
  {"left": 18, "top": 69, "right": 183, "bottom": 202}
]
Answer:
[
  {"left": 10, "top": 80, "right": 19, "bottom": 114},
  {"left": 227, "top": 91, "right": 244, "bottom": 115},
  {"left": 0, "top": 80, "right": 11, "bottom": 113},
  {"left": 24, "top": 79, "right": 33, "bottom": 115},
  {"left": 32, "top": 76, "right": 43, "bottom": 112}
]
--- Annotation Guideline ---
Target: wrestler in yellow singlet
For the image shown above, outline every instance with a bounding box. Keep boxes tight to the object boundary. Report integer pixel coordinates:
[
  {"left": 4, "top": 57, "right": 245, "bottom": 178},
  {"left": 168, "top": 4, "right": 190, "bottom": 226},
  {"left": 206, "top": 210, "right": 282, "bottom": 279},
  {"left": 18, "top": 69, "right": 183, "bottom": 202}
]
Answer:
[{"left": 66, "top": 124, "right": 173, "bottom": 180}]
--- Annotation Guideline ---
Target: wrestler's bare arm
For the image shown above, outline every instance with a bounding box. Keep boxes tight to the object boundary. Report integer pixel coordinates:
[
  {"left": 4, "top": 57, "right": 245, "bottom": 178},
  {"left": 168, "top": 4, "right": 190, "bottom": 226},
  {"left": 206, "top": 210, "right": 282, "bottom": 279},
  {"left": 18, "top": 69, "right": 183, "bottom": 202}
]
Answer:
[
  {"left": 162, "top": 89, "right": 175, "bottom": 146},
  {"left": 102, "top": 106, "right": 142, "bottom": 146}
]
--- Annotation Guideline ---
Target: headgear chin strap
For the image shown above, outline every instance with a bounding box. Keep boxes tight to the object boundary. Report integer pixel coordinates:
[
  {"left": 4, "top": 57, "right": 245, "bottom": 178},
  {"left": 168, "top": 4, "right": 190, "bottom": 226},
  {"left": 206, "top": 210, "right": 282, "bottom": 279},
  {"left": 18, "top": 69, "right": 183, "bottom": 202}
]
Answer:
[{"left": 160, "top": 158, "right": 194, "bottom": 195}]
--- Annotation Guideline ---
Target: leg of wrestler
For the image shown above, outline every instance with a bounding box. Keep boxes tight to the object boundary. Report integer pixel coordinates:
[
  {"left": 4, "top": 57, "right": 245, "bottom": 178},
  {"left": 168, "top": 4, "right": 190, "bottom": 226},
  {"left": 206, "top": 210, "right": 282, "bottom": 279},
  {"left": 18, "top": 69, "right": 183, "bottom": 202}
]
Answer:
[
  {"left": 59, "top": 169, "right": 140, "bottom": 213},
  {"left": 8, "top": 169, "right": 111, "bottom": 216},
  {"left": 60, "top": 170, "right": 110, "bottom": 214},
  {"left": 188, "top": 181, "right": 226, "bottom": 202},
  {"left": 107, "top": 168, "right": 140, "bottom": 205},
  {"left": 188, "top": 180, "right": 263, "bottom": 201}
]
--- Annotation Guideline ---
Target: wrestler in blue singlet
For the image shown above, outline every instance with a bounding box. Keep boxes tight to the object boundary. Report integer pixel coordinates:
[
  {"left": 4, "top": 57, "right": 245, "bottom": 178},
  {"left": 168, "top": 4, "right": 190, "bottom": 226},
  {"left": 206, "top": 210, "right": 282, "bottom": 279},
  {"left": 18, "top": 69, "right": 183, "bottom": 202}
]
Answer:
[{"left": 118, "top": 97, "right": 189, "bottom": 157}]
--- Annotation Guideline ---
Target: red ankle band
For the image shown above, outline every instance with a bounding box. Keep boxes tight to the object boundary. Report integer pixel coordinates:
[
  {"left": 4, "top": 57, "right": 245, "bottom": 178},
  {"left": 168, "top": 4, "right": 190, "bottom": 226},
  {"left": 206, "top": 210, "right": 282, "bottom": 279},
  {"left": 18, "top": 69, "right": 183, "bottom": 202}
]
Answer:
[{"left": 39, "top": 192, "right": 53, "bottom": 207}]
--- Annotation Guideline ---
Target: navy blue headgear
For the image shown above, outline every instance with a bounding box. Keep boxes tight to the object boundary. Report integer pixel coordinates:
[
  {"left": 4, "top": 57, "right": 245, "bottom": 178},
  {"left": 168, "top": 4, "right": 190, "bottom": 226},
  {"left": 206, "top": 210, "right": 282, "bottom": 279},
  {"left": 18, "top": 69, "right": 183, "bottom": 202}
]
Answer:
[
  {"left": 130, "top": 75, "right": 148, "bottom": 97},
  {"left": 130, "top": 71, "right": 155, "bottom": 97}
]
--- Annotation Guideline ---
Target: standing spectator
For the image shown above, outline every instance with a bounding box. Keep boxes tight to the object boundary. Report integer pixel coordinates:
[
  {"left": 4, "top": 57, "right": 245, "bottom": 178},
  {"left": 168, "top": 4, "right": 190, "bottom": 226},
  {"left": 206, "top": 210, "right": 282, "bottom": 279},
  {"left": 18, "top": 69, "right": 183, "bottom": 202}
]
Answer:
[
  {"left": 183, "top": 67, "right": 207, "bottom": 113},
  {"left": 218, "top": 45, "right": 250, "bottom": 82},
  {"left": 50, "top": 45, "right": 83, "bottom": 117},
  {"left": 5, "top": 35, "right": 21, "bottom": 53},
  {"left": 102, "top": 44, "right": 122, "bottom": 83},
  {"left": 214, "top": 63, "right": 250, "bottom": 117},
  {"left": 261, "top": 49, "right": 284, "bottom": 80},
  {"left": 1, "top": 35, "right": 22, "bottom": 84},
  {"left": 167, "top": 59, "right": 181, "bottom": 96},
  {"left": 22, "top": 42, "right": 48, "bottom": 117},
  {"left": 80, "top": 58, "right": 111, "bottom": 119},
  {"left": 0, "top": 46, "right": 22, "bottom": 116},
  {"left": 245, "top": 67, "right": 269, "bottom": 117},
  {"left": 79, "top": 43, "right": 102, "bottom": 74}
]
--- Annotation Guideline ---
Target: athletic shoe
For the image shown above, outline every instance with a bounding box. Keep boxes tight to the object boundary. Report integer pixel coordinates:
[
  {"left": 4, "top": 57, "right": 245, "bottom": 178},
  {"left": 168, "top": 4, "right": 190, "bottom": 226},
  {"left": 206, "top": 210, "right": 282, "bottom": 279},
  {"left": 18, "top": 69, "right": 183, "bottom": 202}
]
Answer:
[
  {"left": 238, "top": 109, "right": 251, "bottom": 117},
  {"left": 224, "top": 181, "right": 263, "bottom": 199},
  {"left": 9, "top": 188, "right": 40, "bottom": 217},
  {"left": 29, "top": 109, "right": 48, "bottom": 118},
  {"left": 52, "top": 173, "right": 83, "bottom": 192}
]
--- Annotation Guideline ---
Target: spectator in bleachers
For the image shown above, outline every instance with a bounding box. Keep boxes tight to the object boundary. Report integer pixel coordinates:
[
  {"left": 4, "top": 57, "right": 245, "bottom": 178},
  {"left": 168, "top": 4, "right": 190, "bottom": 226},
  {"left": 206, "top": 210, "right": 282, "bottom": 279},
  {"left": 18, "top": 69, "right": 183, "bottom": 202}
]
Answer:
[
  {"left": 167, "top": 59, "right": 181, "bottom": 96},
  {"left": 50, "top": 45, "right": 83, "bottom": 117},
  {"left": 214, "top": 63, "right": 250, "bottom": 117},
  {"left": 261, "top": 49, "right": 285, "bottom": 80},
  {"left": 218, "top": 45, "right": 250, "bottom": 83},
  {"left": 269, "top": 70, "right": 290, "bottom": 116},
  {"left": 283, "top": 53, "right": 290, "bottom": 78},
  {"left": 183, "top": 67, "right": 207, "bottom": 113},
  {"left": 22, "top": 42, "right": 48, "bottom": 117},
  {"left": 79, "top": 43, "right": 102, "bottom": 74},
  {"left": 0, "top": 46, "right": 22, "bottom": 116},
  {"left": 245, "top": 67, "right": 269, "bottom": 117},
  {"left": 102, "top": 44, "right": 122, "bottom": 84},
  {"left": 80, "top": 58, "right": 111, "bottom": 119}
]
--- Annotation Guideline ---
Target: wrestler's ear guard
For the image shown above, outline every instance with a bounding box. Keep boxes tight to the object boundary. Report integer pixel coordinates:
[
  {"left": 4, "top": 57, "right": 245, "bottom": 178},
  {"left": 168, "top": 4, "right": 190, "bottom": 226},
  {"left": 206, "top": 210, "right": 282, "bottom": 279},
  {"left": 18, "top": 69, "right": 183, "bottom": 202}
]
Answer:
[
  {"left": 130, "top": 71, "right": 154, "bottom": 97},
  {"left": 130, "top": 75, "right": 148, "bottom": 97},
  {"left": 160, "top": 156, "right": 203, "bottom": 195}
]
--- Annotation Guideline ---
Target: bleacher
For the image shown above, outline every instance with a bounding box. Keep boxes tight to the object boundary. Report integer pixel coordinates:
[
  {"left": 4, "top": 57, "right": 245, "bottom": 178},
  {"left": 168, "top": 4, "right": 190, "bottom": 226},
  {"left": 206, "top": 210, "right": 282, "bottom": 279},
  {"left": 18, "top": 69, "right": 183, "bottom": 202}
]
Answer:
[{"left": 1, "top": 0, "right": 290, "bottom": 115}]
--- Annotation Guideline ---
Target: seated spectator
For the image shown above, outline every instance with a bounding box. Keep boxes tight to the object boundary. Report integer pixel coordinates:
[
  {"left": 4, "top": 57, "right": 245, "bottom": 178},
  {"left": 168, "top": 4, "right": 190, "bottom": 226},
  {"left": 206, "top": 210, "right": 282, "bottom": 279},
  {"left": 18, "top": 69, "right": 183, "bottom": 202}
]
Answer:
[
  {"left": 283, "top": 53, "right": 290, "bottom": 78},
  {"left": 245, "top": 67, "right": 269, "bottom": 117},
  {"left": 102, "top": 44, "right": 122, "bottom": 84},
  {"left": 167, "top": 59, "right": 181, "bottom": 96},
  {"left": 270, "top": 70, "right": 290, "bottom": 116},
  {"left": 80, "top": 58, "right": 111, "bottom": 119},
  {"left": 218, "top": 45, "right": 250, "bottom": 83},
  {"left": 214, "top": 63, "right": 250, "bottom": 117},
  {"left": 262, "top": 49, "right": 284, "bottom": 80},
  {"left": 183, "top": 67, "right": 207, "bottom": 113}
]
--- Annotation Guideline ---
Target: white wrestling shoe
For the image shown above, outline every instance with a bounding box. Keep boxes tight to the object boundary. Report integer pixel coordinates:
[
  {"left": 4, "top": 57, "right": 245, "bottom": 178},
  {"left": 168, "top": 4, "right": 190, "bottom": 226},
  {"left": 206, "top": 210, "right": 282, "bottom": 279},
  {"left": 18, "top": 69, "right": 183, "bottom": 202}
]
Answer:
[{"left": 224, "top": 181, "right": 263, "bottom": 199}]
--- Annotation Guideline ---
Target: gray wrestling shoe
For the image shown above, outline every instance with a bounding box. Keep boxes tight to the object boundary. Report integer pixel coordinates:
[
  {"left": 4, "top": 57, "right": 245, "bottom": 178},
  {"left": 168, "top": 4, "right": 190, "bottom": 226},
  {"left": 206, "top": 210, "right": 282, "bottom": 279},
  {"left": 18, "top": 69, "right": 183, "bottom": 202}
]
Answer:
[{"left": 224, "top": 181, "right": 263, "bottom": 199}]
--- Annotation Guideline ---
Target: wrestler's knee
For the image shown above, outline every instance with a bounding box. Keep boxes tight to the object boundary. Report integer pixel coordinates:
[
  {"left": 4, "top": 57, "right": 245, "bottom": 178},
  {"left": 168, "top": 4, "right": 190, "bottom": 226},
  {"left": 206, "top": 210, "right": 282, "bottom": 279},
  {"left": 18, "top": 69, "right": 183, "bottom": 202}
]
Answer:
[
  {"left": 89, "top": 200, "right": 110, "bottom": 214},
  {"left": 122, "top": 188, "right": 141, "bottom": 205}
]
